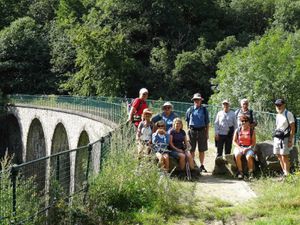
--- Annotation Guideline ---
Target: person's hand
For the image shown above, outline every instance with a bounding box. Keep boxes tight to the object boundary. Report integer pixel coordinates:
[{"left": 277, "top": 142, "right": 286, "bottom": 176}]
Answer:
[{"left": 215, "top": 134, "right": 219, "bottom": 141}]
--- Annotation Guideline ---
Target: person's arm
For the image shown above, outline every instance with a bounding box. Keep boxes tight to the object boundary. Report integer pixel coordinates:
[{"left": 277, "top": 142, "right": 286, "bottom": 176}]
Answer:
[
  {"left": 232, "top": 130, "right": 241, "bottom": 149},
  {"left": 127, "top": 99, "right": 139, "bottom": 122},
  {"left": 251, "top": 130, "right": 256, "bottom": 150},
  {"left": 205, "top": 108, "right": 210, "bottom": 139},
  {"left": 214, "top": 113, "right": 219, "bottom": 141},
  {"left": 136, "top": 123, "right": 142, "bottom": 141},
  {"left": 289, "top": 122, "right": 295, "bottom": 147}
]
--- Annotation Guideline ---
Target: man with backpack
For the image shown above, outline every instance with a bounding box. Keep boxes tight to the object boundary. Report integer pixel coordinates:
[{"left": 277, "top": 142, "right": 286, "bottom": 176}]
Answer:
[
  {"left": 186, "top": 93, "right": 210, "bottom": 172},
  {"left": 273, "top": 99, "right": 296, "bottom": 177},
  {"left": 127, "top": 88, "right": 149, "bottom": 127},
  {"left": 235, "top": 98, "right": 257, "bottom": 128}
]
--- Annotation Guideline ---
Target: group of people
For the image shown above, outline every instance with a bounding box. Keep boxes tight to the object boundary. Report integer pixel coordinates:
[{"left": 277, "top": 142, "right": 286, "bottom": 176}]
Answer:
[{"left": 127, "top": 88, "right": 296, "bottom": 179}]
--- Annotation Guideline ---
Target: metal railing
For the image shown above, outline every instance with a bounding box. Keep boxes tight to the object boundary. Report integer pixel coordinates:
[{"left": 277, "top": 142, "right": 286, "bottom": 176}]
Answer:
[{"left": 0, "top": 94, "right": 299, "bottom": 224}]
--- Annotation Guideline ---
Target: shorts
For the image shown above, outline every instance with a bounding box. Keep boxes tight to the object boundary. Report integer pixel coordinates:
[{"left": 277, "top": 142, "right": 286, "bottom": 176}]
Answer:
[
  {"left": 188, "top": 128, "right": 208, "bottom": 152},
  {"left": 169, "top": 150, "right": 179, "bottom": 159},
  {"left": 273, "top": 137, "right": 290, "bottom": 155},
  {"left": 137, "top": 141, "right": 151, "bottom": 155},
  {"left": 234, "top": 147, "right": 255, "bottom": 157}
]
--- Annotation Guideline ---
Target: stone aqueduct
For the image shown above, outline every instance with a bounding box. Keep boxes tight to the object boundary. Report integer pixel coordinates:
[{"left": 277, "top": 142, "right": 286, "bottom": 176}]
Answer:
[{"left": 2, "top": 104, "right": 116, "bottom": 194}]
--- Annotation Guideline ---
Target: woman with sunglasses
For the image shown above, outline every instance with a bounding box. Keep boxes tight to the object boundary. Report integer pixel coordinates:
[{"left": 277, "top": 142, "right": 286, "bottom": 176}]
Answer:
[{"left": 232, "top": 115, "right": 256, "bottom": 180}]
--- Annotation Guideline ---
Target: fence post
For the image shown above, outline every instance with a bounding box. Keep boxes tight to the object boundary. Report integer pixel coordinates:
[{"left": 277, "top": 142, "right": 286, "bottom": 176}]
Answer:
[
  {"left": 11, "top": 166, "right": 18, "bottom": 222},
  {"left": 55, "top": 155, "right": 60, "bottom": 181},
  {"left": 100, "top": 137, "right": 105, "bottom": 171},
  {"left": 83, "top": 144, "right": 93, "bottom": 203}
]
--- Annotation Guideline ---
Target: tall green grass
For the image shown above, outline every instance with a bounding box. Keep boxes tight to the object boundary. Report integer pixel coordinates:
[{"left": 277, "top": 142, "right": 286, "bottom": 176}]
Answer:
[
  {"left": 69, "top": 149, "right": 195, "bottom": 225},
  {"left": 0, "top": 155, "right": 42, "bottom": 225},
  {"left": 234, "top": 173, "right": 300, "bottom": 224}
]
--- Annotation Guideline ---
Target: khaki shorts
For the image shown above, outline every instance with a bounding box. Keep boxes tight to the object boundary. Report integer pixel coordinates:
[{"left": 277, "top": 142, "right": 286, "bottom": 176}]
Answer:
[{"left": 273, "top": 137, "right": 290, "bottom": 155}]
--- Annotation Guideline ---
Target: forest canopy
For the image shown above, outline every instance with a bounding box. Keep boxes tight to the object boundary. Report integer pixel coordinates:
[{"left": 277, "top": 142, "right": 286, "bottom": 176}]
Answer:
[{"left": 1, "top": 0, "right": 300, "bottom": 113}]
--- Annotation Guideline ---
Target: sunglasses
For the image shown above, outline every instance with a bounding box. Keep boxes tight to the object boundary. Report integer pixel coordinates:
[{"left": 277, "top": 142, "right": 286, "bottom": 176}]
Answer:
[
  {"left": 275, "top": 104, "right": 282, "bottom": 107},
  {"left": 142, "top": 93, "right": 148, "bottom": 96}
]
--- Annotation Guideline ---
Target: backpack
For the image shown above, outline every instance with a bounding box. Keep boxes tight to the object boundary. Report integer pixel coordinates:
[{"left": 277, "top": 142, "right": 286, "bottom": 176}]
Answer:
[
  {"left": 127, "top": 98, "right": 143, "bottom": 117},
  {"left": 284, "top": 110, "right": 298, "bottom": 135},
  {"left": 235, "top": 108, "right": 254, "bottom": 125},
  {"left": 187, "top": 105, "right": 208, "bottom": 126}
]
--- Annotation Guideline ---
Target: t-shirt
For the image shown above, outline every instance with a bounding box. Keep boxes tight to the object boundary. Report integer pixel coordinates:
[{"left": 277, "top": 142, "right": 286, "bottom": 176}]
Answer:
[
  {"left": 152, "top": 112, "right": 178, "bottom": 131},
  {"left": 186, "top": 105, "right": 209, "bottom": 128},
  {"left": 169, "top": 129, "right": 186, "bottom": 150},
  {"left": 276, "top": 109, "right": 295, "bottom": 131},
  {"left": 132, "top": 98, "right": 148, "bottom": 126},
  {"left": 137, "top": 121, "right": 153, "bottom": 141}
]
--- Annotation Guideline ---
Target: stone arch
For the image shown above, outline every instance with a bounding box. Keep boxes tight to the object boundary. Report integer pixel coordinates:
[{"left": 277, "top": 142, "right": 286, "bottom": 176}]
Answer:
[
  {"left": 50, "top": 123, "right": 70, "bottom": 195},
  {"left": 0, "top": 114, "right": 22, "bottom": 164},
  {"left": 75, "top": 130, "right": 90, "bottom": 192},
  {"left": 26, "top": 118, "right": 46, "bottom": 161},
  {"left": 26, "top": 118, "right": 46, "bottom": 190}
]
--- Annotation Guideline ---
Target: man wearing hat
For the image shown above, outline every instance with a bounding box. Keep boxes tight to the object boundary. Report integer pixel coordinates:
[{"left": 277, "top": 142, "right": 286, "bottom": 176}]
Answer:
[
  {"left": 273, "top": 99, "right": 295, "bottom": 176},
  {"left": 152, "top": 101, "right": 178, "bottom": 132},
  {"left": 186, "top": 93, "right": 210, "bottom": 172},
  {"left": 214, "top": 100, "right": 237, "bottom": 157}
]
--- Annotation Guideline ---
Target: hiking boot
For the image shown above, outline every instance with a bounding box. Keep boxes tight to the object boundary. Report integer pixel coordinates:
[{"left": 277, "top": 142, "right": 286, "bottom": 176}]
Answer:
[
  {"left": 248, "top": 172, "right": 254, "bottom": 181},
  {"left": 237, "top": 172, "right": 243, "bottom": 180},
  {"left": 200, "top": 165, "right": 208, "bottom": 173}
]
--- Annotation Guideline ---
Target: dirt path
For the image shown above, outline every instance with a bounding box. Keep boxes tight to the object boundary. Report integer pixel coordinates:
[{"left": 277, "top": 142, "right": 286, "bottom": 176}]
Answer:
[{"left": 192, "top": 141, "right": 257, "bottom": 205}]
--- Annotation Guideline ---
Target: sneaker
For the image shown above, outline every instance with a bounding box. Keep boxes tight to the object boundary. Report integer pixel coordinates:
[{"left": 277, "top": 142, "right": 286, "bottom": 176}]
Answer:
[
  {"left": 200, "top": 165, "right": 208, "bottom": 173},
  {"left": 248, "top": 172, "right": 254, "bottom": 181},
  {"left": 237, "top": 172, "right": 243, "bottom": 180}
]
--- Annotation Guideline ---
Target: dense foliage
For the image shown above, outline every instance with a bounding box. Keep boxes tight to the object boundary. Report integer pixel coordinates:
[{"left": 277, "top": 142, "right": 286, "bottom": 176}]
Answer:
[{"left": 0, "top": 0, "right": 300, "bottom": 105}]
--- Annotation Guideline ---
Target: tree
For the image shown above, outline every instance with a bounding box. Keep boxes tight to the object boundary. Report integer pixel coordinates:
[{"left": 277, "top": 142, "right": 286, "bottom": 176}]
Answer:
[
  {"left": 0, "top": 17, "right": 57, "bottom": 94},
  {"left": 211, "top": 28, "right": 300, "bottom": 114}
]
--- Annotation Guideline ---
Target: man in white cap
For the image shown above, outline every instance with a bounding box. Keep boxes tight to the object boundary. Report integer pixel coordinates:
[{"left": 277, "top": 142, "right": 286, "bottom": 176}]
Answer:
[
  {"left": 214, "top": 100, "right": 237, "bottom": 157},
  {"left": 273, "top": 99, "right": 295, "bottom": 176},
  {"left": 235, "top": 98, "right": 257, "bottom": 128},
  {"left": 127, "top": 88, "right": 149, "bottom": 127},
  {"left": 152, "top": 101, "right": 178, "bottom": 132},
  {"left": 186, "top": 93, "right": 210, "bottom": 172}
]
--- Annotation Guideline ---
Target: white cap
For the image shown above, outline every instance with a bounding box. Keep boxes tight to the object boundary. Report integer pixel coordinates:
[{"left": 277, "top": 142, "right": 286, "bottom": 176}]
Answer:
[
  {"left": 139, "top": 88, "right": 148, "bottom": 96},
  {"left": 222, "top": 99, "right": 230, "bottom": 104}
]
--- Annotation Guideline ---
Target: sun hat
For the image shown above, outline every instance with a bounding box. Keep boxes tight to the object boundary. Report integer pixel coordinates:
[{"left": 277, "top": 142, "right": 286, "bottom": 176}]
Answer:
[
  {"left": 191, "top": 93, "right": 204, "bottom": 101},
  {"left": 222, "top": 99, "right": 230, "bottom": 104},
  {"left": 162, "top": 102, "right": 173, "bottom": 110}
]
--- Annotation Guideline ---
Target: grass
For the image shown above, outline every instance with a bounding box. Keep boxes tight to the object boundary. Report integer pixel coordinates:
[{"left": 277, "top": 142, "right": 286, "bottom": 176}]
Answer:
[
  {"left": 69, "top": 148, "right": 198, "bottom": 225},
  {"left": 236, "top": 173, "right": 300, "bottom": 224}
]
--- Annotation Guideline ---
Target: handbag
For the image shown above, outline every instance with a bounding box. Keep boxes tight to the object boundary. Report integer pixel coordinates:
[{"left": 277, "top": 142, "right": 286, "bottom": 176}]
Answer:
[
  {"left": 132, "top": 114, "right": 142, "bottom": 122},
  {"left": 273, "top": 129, "right": 287, "bottom": 140},
  {"left": 228, "top": 126, "right": 234, "bottom": 136}
]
